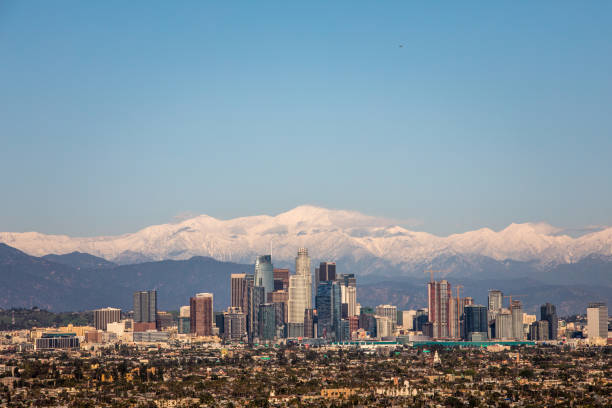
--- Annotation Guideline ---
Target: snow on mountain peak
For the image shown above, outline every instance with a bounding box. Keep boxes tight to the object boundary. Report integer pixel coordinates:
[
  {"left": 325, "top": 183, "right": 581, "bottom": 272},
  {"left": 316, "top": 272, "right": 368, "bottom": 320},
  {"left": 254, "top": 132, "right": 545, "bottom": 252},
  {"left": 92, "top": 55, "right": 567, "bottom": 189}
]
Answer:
[{"left": 0, "top": 206, "right": 610, "bottom": 268}]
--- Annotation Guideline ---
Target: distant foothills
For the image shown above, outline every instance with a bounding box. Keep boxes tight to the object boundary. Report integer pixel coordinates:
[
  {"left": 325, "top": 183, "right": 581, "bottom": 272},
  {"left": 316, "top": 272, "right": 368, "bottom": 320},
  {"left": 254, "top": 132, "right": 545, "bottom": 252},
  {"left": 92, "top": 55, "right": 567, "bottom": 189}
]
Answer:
[{"left": 0, "top": 240, "right": 610, "bottom": 316}]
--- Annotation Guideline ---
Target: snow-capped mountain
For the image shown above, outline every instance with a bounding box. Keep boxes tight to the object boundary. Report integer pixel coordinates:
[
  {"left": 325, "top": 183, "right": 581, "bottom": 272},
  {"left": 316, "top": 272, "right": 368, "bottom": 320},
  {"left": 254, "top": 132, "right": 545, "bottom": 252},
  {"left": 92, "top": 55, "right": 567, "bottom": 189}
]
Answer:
[{"left": 1, "top": 205, "right": 611, "bottom": 275}]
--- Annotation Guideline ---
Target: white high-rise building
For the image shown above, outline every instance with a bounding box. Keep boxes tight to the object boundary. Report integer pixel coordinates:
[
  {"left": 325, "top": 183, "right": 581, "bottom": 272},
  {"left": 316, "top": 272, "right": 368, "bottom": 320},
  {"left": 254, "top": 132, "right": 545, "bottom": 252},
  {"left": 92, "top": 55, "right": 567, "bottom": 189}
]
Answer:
[
  {"left": 341, "top": 285, "right": 357, "bottom": 317},
  {"left": 376, "top": 304, "right": 397, "bottom": 330},
  {"left": 295, "top": 248, "right": 312, "bottom": 308},
  {"left": 288, "top": 248, "right": 312, "bottom": 325},
  {"left": 401, "top": 310, "right": 417, "bottom": 330},
  {"left": 587, "top": 302, "right": 608, "bottom": 339}
]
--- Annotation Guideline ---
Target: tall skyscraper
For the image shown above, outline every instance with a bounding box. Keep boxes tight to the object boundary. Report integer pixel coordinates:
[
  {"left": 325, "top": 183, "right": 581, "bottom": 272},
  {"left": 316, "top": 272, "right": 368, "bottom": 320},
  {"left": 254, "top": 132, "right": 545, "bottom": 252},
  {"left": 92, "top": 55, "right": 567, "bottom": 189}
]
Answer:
[
  {"left": 254, "top": 255, "right": 274, "bottom": 297},
  {"left": 495, "top": 310, "right": 513, "bottom": 339},
  {"left": 540, "top": 303, "right": 558, "bottom": 340},
  {"left": 428, "top": 280, "right": 451, "bottom": 338},
  {"left": 288, "top": 248, "right": 312, "bottom": 329},
  {"left": 273, "top": 268, "right": 290, "bottom": 291},
  {"left": 337, "top": 273, "right": 356, "bottom": 288},
  {"left": 511, "top": 300, "right": 524, "bottom": 340},
  {"left": 341, "top": 285, "right": 357, "bottom": 317},
  {"left": 587, "top": 302, "right": 608, "bottom": 339},
  {"left": 464, "top": 305, "right": 488, "bottom": 341},
  {"left": 247, "top": 285, "right": 265, "bottom": 340},
  {"left": 258, "top": 303, "right": 277, "bottom": 341},
  {"left": 190, "top": 293, "right": 213, "bottom": 337},
  {"left": 399, "top": 310, "right": 417, "bottom": 330},
  {"left": 133, "top": 290, "right": 157, "bottom": 323},
  {"left": 316, "top": 281, "right": 341, "bottom": 339},
  {"left": 231, "top": 273, "right": 246, "bottom": 310},
  {"left": 317, "top": 262, "right": 336, "bottom": 285},
  {"left": 241, "top": 274, "right": 254, "bottom": 315},
  {"left": 529, "top": 320, "right": 549, "bottom": 341},
  {"left": 93, "top": 307, "right": 121, "bottom": 331}
]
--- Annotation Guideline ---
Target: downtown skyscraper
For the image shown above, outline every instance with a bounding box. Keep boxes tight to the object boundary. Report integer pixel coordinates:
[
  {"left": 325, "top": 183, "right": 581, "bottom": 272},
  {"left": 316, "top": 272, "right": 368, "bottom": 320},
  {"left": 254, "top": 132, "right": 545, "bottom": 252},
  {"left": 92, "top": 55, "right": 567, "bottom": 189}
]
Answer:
[
  {"left": 287, "top": 248, "right": 312, "bottom": 336},
  {"left": 428, "top": 279, "right": 452, "bottom": 339}
]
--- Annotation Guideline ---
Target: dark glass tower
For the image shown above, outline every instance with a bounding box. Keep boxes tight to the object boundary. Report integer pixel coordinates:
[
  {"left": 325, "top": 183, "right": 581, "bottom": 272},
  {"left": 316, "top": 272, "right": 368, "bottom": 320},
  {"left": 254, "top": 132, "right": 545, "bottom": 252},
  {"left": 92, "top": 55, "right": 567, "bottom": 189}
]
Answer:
[
  {"left": 464, "top": 305, "right": 488, "bottom": 340},
  {"left": 315, "top": 281, "right": 341, "bottom": 339},
  {"left": 540, "top": 303, "right": 558, "bottom": 340},
  {"left": 133, "top": 290, "right": 157, "bottom": 323}
]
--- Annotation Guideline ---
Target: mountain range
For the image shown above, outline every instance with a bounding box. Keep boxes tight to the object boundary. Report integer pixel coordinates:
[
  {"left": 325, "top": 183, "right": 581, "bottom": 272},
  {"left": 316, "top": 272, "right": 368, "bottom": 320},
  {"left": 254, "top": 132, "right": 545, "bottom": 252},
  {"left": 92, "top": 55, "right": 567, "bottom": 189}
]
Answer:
[
  {"left": 1, "top": 206, "right": 611, "bottom": 277},
  {"left": 1, "top": 206, "right": 610, "bottom": 314}
]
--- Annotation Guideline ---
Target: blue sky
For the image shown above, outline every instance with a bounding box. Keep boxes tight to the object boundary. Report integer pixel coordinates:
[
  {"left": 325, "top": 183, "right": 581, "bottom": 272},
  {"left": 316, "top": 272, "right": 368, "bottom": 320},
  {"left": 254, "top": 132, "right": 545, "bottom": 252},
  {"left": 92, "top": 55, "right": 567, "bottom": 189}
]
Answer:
[{"left": 1, "top": 1, "right": 611, "bottom": 237}]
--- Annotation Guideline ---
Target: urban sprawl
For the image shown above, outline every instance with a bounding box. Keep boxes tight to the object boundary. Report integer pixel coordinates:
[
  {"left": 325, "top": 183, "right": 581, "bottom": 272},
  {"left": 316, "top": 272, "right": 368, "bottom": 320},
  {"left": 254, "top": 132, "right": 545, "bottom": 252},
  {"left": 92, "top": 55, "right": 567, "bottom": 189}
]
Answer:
[{"left": 0, "top": 248, "right": 610, "bottom": 407}]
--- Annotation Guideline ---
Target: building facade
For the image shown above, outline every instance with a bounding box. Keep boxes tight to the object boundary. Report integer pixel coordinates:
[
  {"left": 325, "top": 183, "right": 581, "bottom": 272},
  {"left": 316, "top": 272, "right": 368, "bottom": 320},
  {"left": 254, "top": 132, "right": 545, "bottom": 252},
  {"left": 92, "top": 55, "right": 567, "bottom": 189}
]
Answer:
[
  {"left": 93, "top": 307, "right": 121, "bottom": 331},
  {"left": 190, "top": 293, "right": 213, "bottom": 337},
  {"left": 587, "top": 302, "right": 608, "bottom": 339}
]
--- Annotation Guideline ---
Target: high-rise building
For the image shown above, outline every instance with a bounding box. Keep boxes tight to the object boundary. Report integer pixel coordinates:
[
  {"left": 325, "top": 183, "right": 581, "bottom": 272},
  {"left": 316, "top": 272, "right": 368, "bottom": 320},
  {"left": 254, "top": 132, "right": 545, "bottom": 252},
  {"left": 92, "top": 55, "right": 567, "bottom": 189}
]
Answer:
[
  {"left": 464, "top": 305, "right": 488, "bottom": 341},
  {"left": 540, "top": 303, "right": 558, "bottom": 340},
  {"left": 316, "top": 281, "right": 341, "bottom": 339},
  {"left": 587, "top": 302, "right": 608, "bottom": 339},
  {"left": 242, "top": 274, "right": 254, "bottom": 315},
  {"left": 179, "top": 306, "right": 190, "bottom": 318},
  {"left": 133, "top": 290, "right": 157, "bottom": 323},
  {"left": 375, "top": 316, "right": 393, "bottom": 338},
  {"left": 254, "top": 255, "right": 274, "bottom": 298},
  {"left": 190, "top": 293, "right": 213, "bottom": 337},
  {"left": 337, "top": 273, "right": 356, "bottom": 288},
  {"left": 178, "top": 316, "right": 190, "bottom": 334},
  {"left": 258, "top": 303, "right": 277, "bottom": 341},
  {"left": 156, "top": 311, "right": 174, "bottom": 330},
  {"left": 341, "top": 285, "right": 357, "bottom": 317},
  {"left": 413, "top": 309, "right": 429, "bottom": 332},
  {"left": 288, "top": 248, "right": 312, "bottom": 325},
  {"left": 488, "top": 290, "right": 503, "bottom": 312},
  {"left": 317, "top": 262, "right": 336, "bottom": 284},
  {"left": 511, "top": 300, "right": 524, "bottom": 340},
  {"left": 376, "top": 305, "right": 398, "bottom": 330},
  {"left": 223, "top": 307, "right": 246, "bottom": 341},
  {"left": 428, "top": 280, "right": 452, "bottom": 338},
  {"left": 399, "top": 310, "right": 417, "bottom": 330},
  {"left": 93, "top": 307, "right": 121, "bottom": 331},
  {"left": 247, "top": 286, "right": 265, "bottom": 340},
  {"left": 494, "top": 310, "right": 513, "bottom": 339},
  {"left": 231, "top": 274, "right": 247, "bottom": 310},
  {"left": 529, "top": 320, "right": 549, "bottom": 341},
  {"left": 273, "top": 268, "right": 290, "bottom": 291},
  {"left": 268, "top": 290, "right": 289, "bottom": 324}
]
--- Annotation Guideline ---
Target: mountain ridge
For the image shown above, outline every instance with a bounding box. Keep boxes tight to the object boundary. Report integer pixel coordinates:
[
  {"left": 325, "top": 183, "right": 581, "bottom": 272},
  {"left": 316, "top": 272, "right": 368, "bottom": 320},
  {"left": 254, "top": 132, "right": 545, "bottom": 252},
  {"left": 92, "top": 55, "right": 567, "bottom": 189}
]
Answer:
[{"left": 1, "top": 206, "right": 611, "bottom": 276}]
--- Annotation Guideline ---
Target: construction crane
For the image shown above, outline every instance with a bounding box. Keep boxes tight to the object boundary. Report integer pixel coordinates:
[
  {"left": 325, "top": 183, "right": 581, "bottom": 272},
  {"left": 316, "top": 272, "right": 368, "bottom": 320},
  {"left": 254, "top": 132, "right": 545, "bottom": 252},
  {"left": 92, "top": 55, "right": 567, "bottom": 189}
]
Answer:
[
  {"left": 424, "top": 269, "right": 445, "bottom": 283},
  {"left": 503, "top": 294, "right": 526, "bottom": 308}
]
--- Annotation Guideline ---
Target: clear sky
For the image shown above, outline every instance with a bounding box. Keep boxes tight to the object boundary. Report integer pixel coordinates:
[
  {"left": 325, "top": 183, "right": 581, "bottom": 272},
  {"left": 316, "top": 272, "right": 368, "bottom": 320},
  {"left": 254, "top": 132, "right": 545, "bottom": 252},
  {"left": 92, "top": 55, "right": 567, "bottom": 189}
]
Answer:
[{"left": 1, "top": 1, "right": 611, "bottom": 237}]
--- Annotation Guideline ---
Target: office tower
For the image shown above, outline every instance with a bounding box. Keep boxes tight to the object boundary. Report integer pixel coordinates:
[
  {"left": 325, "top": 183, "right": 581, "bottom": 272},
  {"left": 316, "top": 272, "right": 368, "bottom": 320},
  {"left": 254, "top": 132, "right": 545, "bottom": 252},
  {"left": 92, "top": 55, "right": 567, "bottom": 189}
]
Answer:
[
  {"left": 288, "top": 248, "right": 312, "bottom": 326},
  {"left": 317, "top": 262, "right": 336, "bottom": 284},
  {"left": 303, "top": 308, "right": 315, "bottom": 338},
  {"left": 414, "top": 309, "right": 429, "bottom": 332},
  {"left": 428, "top": 280, "right": 452, "bottom": 338},
  {"left": 587, "top": 302, "right": 608, "bottom": 339},
  {"left": 348, "top": 316, "right": 359, "bottom": 337},
  {"left": 464, "top": 305, "right": 488, "bottom": 341},
  {"left": 247, "top": 285, "right": 265, "bottom": 340},
  {"left": 215, "top": 312, "right": 225, "bottom": 336},
  {"left": 296, "top": 248, "right": 312, "bottom": 307},
  {"left": 341, "top": 285, "right": 357, "bottom": 317},
  {"left": 449, "top": 298, "right": 459, "bottom": 339},
  {"left": 376, "top": 305, "right": 398, "bottom": 330},
  {"left": 156, "top": 311, "right": 174, "bottom": 330},
  {"left": 258, "top": 303, "right": 277, "bottom": 341},
  {"left": 93, "top": 307, "right": 121, "bottom": 331},
  {"left": 178, "top": 316, "right": 190, "bottom": 334},
  {"left": 375, "top": 316, "right": 393, "bottom": 338},
  {"left": 268, "top": 290, "right": 289, "bottom": 324},
  {"left": 223, "top": 307, "right": 246, "bottom": 341},
  {"left": 488, "top": 290, "right": 503, "bottom": 311},
  {"left": 316, "top": 281, "right": 341, "bottom": 339},
  {"left": 359, "top": 308, "right": 377, "bottom": 334},
  {"left": 231, "top": 273, "right": 247, "bottom": 310},
  {"left": 529, "top": 320, "right": 549, "bottom": 341},
  {"left": 495, "top": 310, "right": 513, "bottom": 339},
  {"left": 190, "top": 293, "right": 213, "bottom": 337},
  {"left": 399, "top": 310, "right": 417, "bottom": 330},
  {"left": 133, "top": 290, "right": 157, "bottom": 323},
  {"left": 179, "top": 306, "right": 190, "bottom": 317},
  {"left": 337, "top": 273, "right": 356, "bottom": 288},
  {"left": 511, "top": 300, "right": 524, "bottom": 340},
  {"left": 273, "top": 268, "right": 290, "bottom": 291},
  {"left": 254, "top": 255, "right": 274, "bottom": 297},
  {"left": 540, "top": 303, "right": 558, "bottom": 340},
  {"left": 242, "top": 274, "right": 254, "bottom": 315}
]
